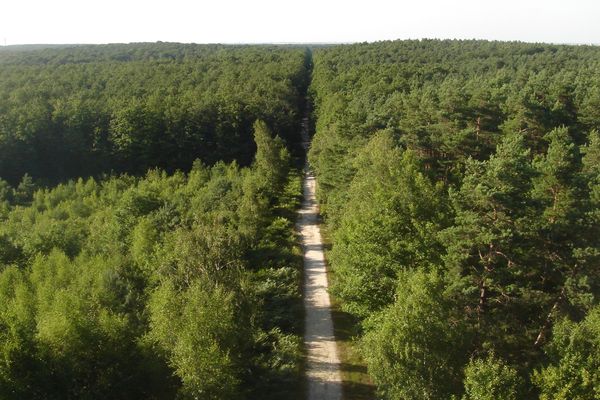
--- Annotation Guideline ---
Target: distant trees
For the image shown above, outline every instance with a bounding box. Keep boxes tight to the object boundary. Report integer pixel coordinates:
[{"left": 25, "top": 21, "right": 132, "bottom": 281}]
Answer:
[{"left": 0, "top": 43, "right": 310, "bottom": 185}]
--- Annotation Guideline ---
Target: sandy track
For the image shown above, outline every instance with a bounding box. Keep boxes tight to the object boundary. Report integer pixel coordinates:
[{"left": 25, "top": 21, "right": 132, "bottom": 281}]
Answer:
[{"left": 299, "top": 115, "right": 342, "bottom": 400}]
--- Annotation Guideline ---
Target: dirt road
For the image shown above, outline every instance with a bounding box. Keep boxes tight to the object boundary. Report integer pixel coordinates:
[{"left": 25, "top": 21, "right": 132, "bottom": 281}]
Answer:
[{"left": 299, "top": 114, "right": 342, "bottom": 400}]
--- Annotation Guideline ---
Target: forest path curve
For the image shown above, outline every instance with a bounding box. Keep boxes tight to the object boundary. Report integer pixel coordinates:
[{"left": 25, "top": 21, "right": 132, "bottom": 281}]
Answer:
[{"left": 298, "top": 112, "right": 343, "bottom": 400}]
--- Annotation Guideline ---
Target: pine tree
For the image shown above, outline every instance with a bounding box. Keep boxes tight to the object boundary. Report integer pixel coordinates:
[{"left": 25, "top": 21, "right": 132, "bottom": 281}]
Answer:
[{"left": 441, "top": 131, "right": 536, "bottom": 360}]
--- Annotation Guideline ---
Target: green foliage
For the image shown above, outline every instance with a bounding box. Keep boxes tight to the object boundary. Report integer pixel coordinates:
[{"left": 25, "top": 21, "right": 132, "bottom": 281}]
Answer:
[
  {"left": 4, "top": 38, "right": 600, "bottom": 399},
  {"left": 148, "top": 279, "right": 241, "bottom": 400},
  {"left": 462, "top": 354, "right": 523, "bottom": 400},
  {"left": 361, "top": 270, "right": 469, "bottom": 400},
  {"left": 0, "top": 43, "right": 308, "bottom": 185},
  {"left": 441, "top": 132, "right": 539, "bottom": 360},
  {"left": 0, "top": 148, "right": 304, "bottom": 398},
  {"left": 309, "top": 39, "right": 600, "bottom": 399},
  {"left": 533, "top": 307, "right": 600, "bottom": 400},
  {"left": 581, "top": 130, "right": 600, "bottom": 241},
  {"left": 330, "top": 131, "right": 447, "bottom": 317},
  {"left": 253, "top": 120, "right": 291, "bottom": 198},
  {"left": 0, "top": 251, "right": 171, "bottom": 400},
  {"left": 13, "top": 174, "right": 36, "bottom": 205}
]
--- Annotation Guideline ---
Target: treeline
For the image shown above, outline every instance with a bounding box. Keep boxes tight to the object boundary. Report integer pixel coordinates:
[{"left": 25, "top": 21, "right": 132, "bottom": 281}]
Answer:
[
  {"left": 0, "top": 43, "right": 310, "bottom": 185},
  {"left": 0, "top": 121, "right": 304, "bottom": 399},
  {"left": 309, "top": 39, "right": 600, "bottom": 399}
]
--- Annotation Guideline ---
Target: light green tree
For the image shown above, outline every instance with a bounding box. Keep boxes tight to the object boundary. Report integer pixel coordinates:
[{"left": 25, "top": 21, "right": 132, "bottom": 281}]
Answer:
[
  {"left": 361, "top": 270, "right": 469, "bottom": 400},
  {"left": 462, "top": 354, "right": 523, "bottom": 400},
  {"left": 533, "top": 306, "right": 600, "bottom": 400},
  {"left": 330, "top": 131, "right": 447, "bottom": 317}
]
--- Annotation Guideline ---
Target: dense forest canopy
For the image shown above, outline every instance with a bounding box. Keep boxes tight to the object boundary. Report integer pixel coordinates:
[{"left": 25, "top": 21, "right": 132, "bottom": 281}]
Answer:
[
  {"left": 0, "top": 43, "right": 310, "bottom": 185},
  {"left": 0, "top": 43, "right": 310, "bottom": 399},
  {"left": 309, "top": 39, "right": 600, "bottom": 399},
  {"left": 1, "top": 39, "right": 600, "bottom": 400}
]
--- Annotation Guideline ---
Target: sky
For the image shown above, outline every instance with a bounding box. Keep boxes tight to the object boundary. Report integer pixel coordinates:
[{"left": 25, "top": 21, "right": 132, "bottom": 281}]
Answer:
[{"left": 1, "top": 0, "right": 599, "bottom": 45}]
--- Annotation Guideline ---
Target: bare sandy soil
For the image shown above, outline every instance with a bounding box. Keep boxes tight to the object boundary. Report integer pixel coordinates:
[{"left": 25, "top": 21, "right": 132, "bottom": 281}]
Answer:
[{"left": 299, "top": 115, "right": 342, "bottom": 400}]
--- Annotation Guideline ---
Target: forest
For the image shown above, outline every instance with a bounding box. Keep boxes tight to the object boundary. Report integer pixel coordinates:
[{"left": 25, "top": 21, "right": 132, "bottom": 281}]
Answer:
[
  {"left": 0, "top": 43, "right": 310, "bottom": 184},
  {"left": 1, "top": 39, "right": 599, "bottom": 400},
  {"left": 0, "top": 43, "right": 309, "bottom": 399},
  {"left": 309, "top": 40, "right": 600, "bottom": 399}
]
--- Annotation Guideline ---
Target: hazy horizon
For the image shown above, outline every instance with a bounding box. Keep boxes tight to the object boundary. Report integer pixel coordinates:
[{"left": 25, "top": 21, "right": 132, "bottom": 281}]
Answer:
[
  {"left": 2, "top": 39, "right": 600, "bottom": 47},
  {"left": 2, "top": 0, "right": 599, "bottom": 46}
]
